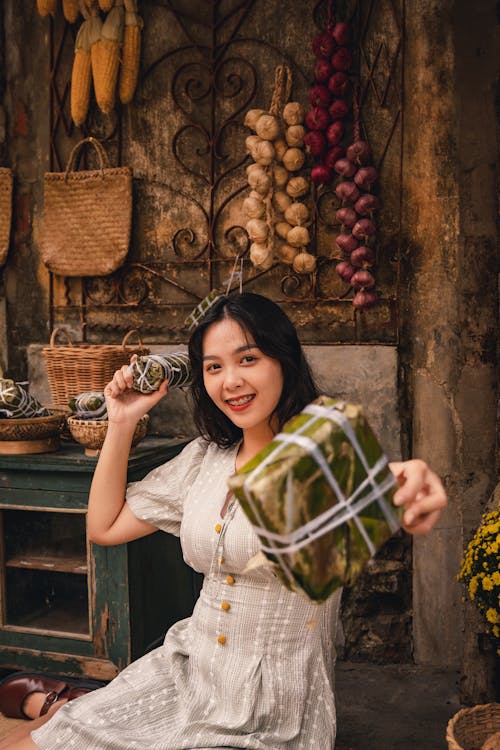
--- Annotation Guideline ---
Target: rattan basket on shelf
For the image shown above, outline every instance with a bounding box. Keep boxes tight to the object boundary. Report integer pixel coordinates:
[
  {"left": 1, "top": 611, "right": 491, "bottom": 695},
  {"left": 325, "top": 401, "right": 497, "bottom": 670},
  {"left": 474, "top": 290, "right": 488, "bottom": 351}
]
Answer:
[
  {"left": 43, "top": 329, "right": 149, "bottom": 408},
  {"left": 0, "top": 409, "right": 68, "bottom": 454},
  {"left": 446, "top": 703, "right": 500, "bottom": 750},
  {"left": 67, "top": 415, "right": 149, "bottom": 456}
]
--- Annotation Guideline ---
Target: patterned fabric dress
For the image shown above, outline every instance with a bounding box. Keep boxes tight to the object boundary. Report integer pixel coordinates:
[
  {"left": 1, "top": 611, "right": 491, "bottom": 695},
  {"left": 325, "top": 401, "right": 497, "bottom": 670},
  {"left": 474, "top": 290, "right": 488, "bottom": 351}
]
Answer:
[{"left": 32, "top": 438, "right": 340, "bottom": 750}]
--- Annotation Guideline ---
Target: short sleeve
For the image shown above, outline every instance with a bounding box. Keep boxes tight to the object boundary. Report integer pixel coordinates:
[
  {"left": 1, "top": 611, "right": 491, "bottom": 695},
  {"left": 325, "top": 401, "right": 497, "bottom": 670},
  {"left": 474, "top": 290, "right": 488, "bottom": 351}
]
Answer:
[{"left": 126, "top": 437, "right": 209, "bottom": 536}]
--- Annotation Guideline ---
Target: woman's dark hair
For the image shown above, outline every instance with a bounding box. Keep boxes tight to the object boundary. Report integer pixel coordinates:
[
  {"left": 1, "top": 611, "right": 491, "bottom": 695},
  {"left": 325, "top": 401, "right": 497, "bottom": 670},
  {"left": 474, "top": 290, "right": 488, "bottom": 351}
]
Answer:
[{"left": 188, "top": 292, "right": 319, "bottom": 448}]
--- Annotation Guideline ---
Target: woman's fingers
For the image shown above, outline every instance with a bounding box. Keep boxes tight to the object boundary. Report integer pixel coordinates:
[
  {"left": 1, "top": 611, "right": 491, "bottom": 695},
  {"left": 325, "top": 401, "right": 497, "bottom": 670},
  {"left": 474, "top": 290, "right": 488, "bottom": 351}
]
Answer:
[{"left": 388, "top": 459, "right": 447, "bottom": 535}]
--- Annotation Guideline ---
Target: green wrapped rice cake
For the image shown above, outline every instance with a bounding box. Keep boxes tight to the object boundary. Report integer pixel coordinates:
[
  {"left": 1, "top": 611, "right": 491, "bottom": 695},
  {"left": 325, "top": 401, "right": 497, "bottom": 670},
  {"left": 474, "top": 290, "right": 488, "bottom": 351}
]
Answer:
[
  {"left": 69, "top": 392, "right": 107, "bottom": 420},
  {"left": 0, "top": 378, "right": 50, "bottom": 419},
  {"left": 228, "top": 396, "right": 401, "bottom": 602},
  {"left": 184, "top": 290, "right": 224, "bottom": 331},
  {"left": 129, "top": 353, "right": 192, "bottom": 393}
]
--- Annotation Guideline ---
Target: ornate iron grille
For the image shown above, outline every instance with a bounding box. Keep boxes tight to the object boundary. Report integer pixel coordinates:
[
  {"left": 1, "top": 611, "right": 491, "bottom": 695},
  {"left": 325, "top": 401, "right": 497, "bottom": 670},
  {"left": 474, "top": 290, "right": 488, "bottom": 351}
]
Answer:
[{"left": 48, "top": 0, "right": 404, "bottom": 344}]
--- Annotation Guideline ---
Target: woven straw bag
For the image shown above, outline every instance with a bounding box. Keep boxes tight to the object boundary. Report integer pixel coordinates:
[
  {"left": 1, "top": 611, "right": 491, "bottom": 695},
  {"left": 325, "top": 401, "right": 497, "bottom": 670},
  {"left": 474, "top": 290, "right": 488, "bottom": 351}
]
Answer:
[
  {"left": 0, "top": 167, "right": 13, "bottom": 266},
  {"left": 446, "top": 703, "right": 500, "bottom": 750},
  {"left": 40, "top": 137, "right": 132, "bottom": 277},
  {"left": 43, "top": 328, "right": 149, "bottom": 407}
]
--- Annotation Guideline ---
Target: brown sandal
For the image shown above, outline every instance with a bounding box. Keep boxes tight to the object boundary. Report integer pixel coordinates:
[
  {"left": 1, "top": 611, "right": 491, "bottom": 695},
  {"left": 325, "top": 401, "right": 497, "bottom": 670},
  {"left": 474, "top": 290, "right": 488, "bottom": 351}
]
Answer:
[{"left": 0, "top": 671, "right": 106, "bottom": 719}]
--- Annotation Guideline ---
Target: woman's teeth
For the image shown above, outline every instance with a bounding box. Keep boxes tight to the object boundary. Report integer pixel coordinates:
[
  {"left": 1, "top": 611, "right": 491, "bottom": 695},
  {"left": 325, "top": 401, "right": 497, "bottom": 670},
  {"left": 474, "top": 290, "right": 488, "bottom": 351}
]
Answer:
[{"left": 227, "top": 395, "right": 254, "bottom": 406}]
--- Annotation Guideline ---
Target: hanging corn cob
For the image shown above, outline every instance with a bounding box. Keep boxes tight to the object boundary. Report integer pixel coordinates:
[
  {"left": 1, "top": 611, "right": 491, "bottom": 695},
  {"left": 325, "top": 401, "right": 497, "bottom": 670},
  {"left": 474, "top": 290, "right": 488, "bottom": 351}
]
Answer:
[
  {"left": 68, "top": 392, "right": 107, "bottom": 420},
  {"left": 129, "top": 353, "right": 192, "bottom": 393},
  {"left": 62, "top": 0, "right": 79, "bottom": 22},
  {"left": 36, "top": 0, "right": 58, "bottom": 16},
  {"left": 118, "top": 0, "right": 143, "bottom": 105},
  {"left": 98, "top": 0, "right": 115, "bottom": 10},
  {"left": 0, "top": 379, "right": 50, "bottom": 419},
  {"left": 92, "top": 0, "right": 124, "bottom": 115},
  {"left": 70, "top": 16, "right": 94, "bottom": 126}
]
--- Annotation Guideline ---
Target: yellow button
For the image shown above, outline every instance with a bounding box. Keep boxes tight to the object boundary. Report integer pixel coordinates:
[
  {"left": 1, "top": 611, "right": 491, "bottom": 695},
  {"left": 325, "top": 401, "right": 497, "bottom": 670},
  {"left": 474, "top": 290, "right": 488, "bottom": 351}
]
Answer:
[
  {"left": 221, "top": 601, "right": 230, "bottom": 611},
  {"left": 219, "top": 556, "right": 225, "bottom": 565},
  {"left": 215, "top": 523, "right": 222, "bottom": 533},
  {"left": 217, "top": 634, "right": 226, "bottom": 645},
  {"left": 226, "top": 575, "right": 235, "bottom": 585}
]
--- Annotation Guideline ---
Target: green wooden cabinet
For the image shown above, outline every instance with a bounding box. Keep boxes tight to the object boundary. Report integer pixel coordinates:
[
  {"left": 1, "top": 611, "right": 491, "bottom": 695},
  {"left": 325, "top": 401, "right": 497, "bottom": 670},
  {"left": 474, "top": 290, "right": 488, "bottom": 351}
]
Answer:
[{"left": 0, "top": 438, "right": 202, "bottom": 680}]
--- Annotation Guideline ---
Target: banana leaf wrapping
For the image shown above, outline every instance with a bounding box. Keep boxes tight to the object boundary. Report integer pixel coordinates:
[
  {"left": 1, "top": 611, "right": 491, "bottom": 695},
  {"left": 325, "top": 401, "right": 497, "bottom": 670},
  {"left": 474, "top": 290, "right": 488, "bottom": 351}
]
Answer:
[
  {"left": 184, "top": 289, "right": 224, "bottom": 331},
  {"left": 129, "top": 353, "right": 192, "bottom": 393},
  {"left": 68, "top": 392, "right": 107, "bottom": 420},
  {"left": 0, "top": 379, "right": 50, "bottom": 419},
  {"left": 228, "top": 396, "right": 401, "bottom": 602}
]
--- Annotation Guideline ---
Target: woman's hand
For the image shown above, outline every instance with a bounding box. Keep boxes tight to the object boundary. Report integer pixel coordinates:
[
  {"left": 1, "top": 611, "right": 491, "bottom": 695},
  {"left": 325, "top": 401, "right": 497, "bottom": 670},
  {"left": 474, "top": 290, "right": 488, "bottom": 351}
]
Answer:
[
  {"left": 104, "top": 356, "right": 168, "bottom": 427},
  {"left": 388, "top": 459, "right": 447, "bottom": 535}
]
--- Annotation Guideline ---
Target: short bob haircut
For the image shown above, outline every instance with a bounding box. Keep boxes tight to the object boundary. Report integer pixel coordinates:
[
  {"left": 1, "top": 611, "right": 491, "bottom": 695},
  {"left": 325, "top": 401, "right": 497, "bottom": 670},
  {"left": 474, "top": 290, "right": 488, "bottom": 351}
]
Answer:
[{"left": 188, "top": 292, "right": 319, "bottom": 448}]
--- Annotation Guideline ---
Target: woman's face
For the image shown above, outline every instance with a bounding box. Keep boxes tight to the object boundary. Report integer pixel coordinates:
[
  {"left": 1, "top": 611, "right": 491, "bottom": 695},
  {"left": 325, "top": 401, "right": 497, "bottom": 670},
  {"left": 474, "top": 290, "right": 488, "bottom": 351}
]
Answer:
[{"left": 202, "top": 316, "right": 284, "bottom": 440}]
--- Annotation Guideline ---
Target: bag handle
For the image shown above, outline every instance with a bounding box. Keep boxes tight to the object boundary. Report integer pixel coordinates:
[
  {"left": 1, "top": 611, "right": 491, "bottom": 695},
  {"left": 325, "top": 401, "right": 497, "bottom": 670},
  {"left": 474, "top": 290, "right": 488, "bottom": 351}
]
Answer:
[
  {"left": 49, "top": 327, "right": 75, "bottom": 347},
  {"left": 64, "top": 137, "right": 111, "bottom": 180},
  {"left": 121, "top": 329, "right": 146, "bottom": 350}
]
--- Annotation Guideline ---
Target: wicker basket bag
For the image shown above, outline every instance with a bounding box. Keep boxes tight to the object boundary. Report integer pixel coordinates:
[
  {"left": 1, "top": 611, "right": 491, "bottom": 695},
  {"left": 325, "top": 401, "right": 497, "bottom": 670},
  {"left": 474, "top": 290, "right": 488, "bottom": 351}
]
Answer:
[
  {"left": 446, "top": 703, "right": 500, "bottom": 750},
  {"left": 0, "top": 167, "right": 13, "bottom": 267},
  {"left": 43, "top": 328, "right": 149, "bottom": 408},
  {"left": 40, "top": 137, "right": 132, "bottom": 277}
]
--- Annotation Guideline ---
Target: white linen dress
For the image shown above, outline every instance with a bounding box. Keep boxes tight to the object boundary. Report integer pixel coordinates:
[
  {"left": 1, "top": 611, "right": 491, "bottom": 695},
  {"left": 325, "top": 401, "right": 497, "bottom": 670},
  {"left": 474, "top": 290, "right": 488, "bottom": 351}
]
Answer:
[{"left": 32, "top": 438, "right": 340, "bottom": 750}]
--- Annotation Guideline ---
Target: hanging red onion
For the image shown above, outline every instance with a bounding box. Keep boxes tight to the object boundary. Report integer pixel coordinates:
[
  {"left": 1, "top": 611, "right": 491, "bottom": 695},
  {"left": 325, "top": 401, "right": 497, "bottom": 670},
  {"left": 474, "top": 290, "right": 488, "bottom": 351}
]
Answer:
[
  {"left": 331, "top": 47, "right": 353, "bottom": 72},
  {"left": 333, "top": 158, "right": 356, "bottom": 177},
  {"left": 328, "top": 72, "right": 350, "bottom": 96},
  {"left": 309, "top": 85, "right": 331, "bottom": 108},
  {"left": 336, "top": 207, "right": 358, "bottom": 228},
  {"left": 312, "top": 32, "right": 337, "bottom": 59},
  {"left": 326, "top": 120, "right": 345, "bottom": 145},
  {"left": 311, "top": 164, "right": 334, "bottom": 186},
  {"left": 354, "top": 166, "right": 378, "bottom": 191},
  {"left": 352, "top": 218, "right": 376, "bottom": 240},
  {"left": 346, "top": 140, "right": 371, "bottom": 164},
  {"left": 314, "top": 59, "right": 334, "bottom": 83},
  {"left": 351, "top": 269, "right": 375, "bottom": 289},
  {"left": 304, "top": 131, "right": 327, "bottom": 156},
  {"left": 353, "top": 289, "right": 377, "bottom": 308},
  {"left": 335, "top": 181, "right": 360, "bottom": 203},
  {"left": 305, "top": 107, "right": 331, "bottom": 131},
  {"left": 328, "top": 98, "right": 349, "bottom": 120},
  {"left": 354, "top": 194, "right": 381, "bottom": 216},
  {"left": 331, "top": 22, "right": 351, "bottom": 46},
  {"left": 336, "top": 233, "right": 359, "bottom": 253},
  {"left": 350, "top": 246, "right": 375, "bottom": 267},
  {"left": 336, "top": 261, "right": 356, "bottom": 283},
  {"left": 324, "top": 145, "right": 345, "bottom": 169}
]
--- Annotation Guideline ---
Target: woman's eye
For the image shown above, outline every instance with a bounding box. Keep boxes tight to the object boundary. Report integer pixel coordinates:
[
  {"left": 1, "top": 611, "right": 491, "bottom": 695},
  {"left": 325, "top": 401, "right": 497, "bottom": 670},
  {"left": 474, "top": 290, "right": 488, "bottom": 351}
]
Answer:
[
  {"left": 206, "top": 363, "right": 221, "bottom": 373},
  {"left": 241, "top": 355, "right": 256, "bottom": 364}
]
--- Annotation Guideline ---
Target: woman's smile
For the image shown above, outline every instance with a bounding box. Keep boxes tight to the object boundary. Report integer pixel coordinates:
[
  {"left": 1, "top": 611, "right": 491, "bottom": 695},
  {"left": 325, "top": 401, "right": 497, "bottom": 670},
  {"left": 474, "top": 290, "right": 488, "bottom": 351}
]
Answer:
[{"left": 225, "top": 393, "right": 256, "bottom": 411}]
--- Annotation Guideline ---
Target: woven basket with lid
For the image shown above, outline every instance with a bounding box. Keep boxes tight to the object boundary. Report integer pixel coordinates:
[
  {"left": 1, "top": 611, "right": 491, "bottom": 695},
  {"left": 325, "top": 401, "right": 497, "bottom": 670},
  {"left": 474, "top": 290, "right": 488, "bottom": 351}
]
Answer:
[
  {"left": 43, "top": 329, "right": 149, "bottom": 408},
  {"left": 446, "top": 703, "right": 500, "bottom": 750}
]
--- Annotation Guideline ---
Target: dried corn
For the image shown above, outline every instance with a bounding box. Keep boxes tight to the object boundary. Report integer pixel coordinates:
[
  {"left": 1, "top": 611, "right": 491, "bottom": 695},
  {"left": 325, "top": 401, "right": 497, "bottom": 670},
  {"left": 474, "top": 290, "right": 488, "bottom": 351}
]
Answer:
[
  {"left": 98, "top": 0, "right": 115, "bottom": 10},
  {"left": 119, "top": 1, "right": 143, "bottom": 104},
  {"left": 91, "top": 1, "right": 124, "bottom": 115},
  {"left": 62, "top": 0, "right": 79, "bottom": 22},
  {"left": 70, "top": 19, "right": 92, "bottom": 125},
  {"left": 36, "top": 0, "right": 57, "bottom": 16}
]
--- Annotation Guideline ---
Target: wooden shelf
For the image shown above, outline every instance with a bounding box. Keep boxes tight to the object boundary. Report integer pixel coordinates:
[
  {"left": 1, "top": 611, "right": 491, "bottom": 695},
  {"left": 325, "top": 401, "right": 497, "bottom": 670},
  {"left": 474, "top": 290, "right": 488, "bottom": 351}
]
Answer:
[
  {"left": 7, "top": 600, "right": 89, "bottom": 635},
  {"left": 6, "top": 553, "right": 87, "bottom": 574}
]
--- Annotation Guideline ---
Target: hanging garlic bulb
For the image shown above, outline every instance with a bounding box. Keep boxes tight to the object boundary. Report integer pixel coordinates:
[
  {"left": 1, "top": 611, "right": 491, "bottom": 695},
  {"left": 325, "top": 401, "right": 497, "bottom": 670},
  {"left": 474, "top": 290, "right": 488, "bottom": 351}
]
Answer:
[
  {"left": 286, "top": 176, "right": 309, "bottom": 199},
  {"left": 293, "top": 252, "right": 317, "bottom": 274},
  {"left": 282, "top": 148, "right": 305, "bottom": 172},
  {"left": 247, "top": 167, "right": 271, "bottom": 195},
  {"left": 275, "top": 220, "right": 293, "bottom": 240},
  {"left": 243, "top": 195, "right": 266, "bottom": 219},
  {"left": 272, "top": 165, "right": 289, "bottom": 188},
  {"left": 245, "top": 135, "right": 261, "bottom": 154},
  {"left": 273, "top": 138, "right": 288, "bottom": 161},
  {"left": 282, "top": 101, "right": 305, "bottom": 126},
  {"left": 287, "top": 226, "right": 310, "bottom": 248},
  {"left": 246, "top": 218, "right": 269, "bottom": 243},
  {"left": 251, "top": 140, "right": 275, "bottom": 166},
  {"left": 285, "top": 125, "right": 305, "bottom": 148},
  {"left": 244, "top": 108, "right": 266, "bottom": 131},
  {"left": 277, "top": 243, "right": 299, "bottom": 264},
  {"left": 250, "top": 242, "right": 274, "bottom": 270},
  {"left": 284, "top": 202, "right": 310, "bottom": 227},
  {"left": 272, "top": 191, "right": 292, "bottom": 214},
  {"left": 255, "top": 113, "right": 281, "bottom": 141}
]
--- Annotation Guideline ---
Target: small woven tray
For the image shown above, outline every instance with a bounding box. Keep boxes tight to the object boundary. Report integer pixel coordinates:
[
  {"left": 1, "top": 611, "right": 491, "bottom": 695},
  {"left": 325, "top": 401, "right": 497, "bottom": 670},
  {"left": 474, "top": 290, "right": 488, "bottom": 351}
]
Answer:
[
  {"left": 67, "top": 415, "right": 149, "bottom": 455},
  {"left": 0, "top": 409, "right": 67, "bottom": 442},
  {"left": 446, "top": 703, "right": 500, "bottom": 750}
]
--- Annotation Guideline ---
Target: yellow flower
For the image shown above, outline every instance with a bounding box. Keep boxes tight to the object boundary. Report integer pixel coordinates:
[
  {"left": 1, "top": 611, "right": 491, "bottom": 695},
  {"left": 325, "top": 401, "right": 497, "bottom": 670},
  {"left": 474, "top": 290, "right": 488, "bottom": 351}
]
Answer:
[
  {"left": 493, "top": 626, "right": 500, "bottom": 638},
  {"left": 482, "top": 576, "right": 494, "bottom": 591},
  {"left": 486, "top": 608, "right": 500, "bottom": 624}
]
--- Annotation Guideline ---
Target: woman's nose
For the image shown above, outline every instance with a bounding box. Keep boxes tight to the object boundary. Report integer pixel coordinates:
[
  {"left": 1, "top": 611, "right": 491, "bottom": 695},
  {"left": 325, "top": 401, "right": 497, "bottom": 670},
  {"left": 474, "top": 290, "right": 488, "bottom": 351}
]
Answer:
[{"left": 223, "top": 366, "right": 244, "bottom": 390}]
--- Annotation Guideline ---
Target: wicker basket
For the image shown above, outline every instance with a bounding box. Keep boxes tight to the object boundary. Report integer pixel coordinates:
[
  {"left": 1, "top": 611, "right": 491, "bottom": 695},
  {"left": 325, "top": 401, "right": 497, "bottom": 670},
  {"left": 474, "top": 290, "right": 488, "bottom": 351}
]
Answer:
[
  {"left": 446, "top": 703, "right": 500, "bottom": 750},
  {"left": 0, "top": 167, "right": 13, "bottom": 267},
  {"left": 0, "top": 410, "right": 67, "bottom": 441},
  {"left": 67, "top": 415, "right": 149, "bottom": 455},
  {"left": 43, "top": 329, "right": 149, "bottom": 408}
]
